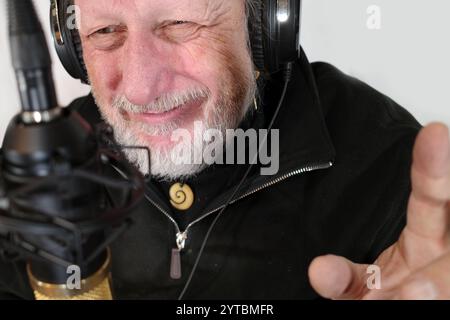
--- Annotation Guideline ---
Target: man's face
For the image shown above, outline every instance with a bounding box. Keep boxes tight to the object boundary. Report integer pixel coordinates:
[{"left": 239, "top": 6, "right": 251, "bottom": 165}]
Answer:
[{"left": 76, "top": 0, "right": 256, "bottom": 180}]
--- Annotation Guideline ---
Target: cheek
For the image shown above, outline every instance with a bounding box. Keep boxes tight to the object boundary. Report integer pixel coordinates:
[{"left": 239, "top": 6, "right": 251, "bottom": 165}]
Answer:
[
  {"left": 178, "top": 31, "right": 250, "bottom": 99},
  {"left": 84, "top": 48, "right": 123, "bottom": 103}
]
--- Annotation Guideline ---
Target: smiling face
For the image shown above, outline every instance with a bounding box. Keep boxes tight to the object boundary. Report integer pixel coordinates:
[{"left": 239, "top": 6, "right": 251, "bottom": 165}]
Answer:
[{"left": 75, "top": 0, "right": 256, "bottom": 180}]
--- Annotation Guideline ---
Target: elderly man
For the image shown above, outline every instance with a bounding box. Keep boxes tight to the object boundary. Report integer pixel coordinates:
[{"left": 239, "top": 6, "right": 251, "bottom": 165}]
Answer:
[{"left": 1, "top": 0, "right": 449, "bottom": 300}]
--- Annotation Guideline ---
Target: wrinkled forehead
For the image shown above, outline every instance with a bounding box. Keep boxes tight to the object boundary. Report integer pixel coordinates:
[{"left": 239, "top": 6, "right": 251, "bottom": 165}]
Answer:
[{"left": 74, "top": 0, "right": 236, "bottom": 23}]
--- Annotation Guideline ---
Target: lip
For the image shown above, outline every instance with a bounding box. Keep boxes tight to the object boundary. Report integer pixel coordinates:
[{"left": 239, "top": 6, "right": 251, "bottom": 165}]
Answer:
[{"left": 128, "top": 98, "right": 205, "bottom": 125}]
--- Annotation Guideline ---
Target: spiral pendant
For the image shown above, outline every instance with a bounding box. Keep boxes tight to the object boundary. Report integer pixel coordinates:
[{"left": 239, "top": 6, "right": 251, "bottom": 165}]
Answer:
[{"left": 169, "top": 183, "right": 194, "bottom": 211}]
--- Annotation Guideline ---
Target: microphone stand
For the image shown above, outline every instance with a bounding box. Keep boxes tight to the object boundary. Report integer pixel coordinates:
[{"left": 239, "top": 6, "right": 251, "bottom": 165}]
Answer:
[{"left": 0, "top": 0, "right": 145, "bottom": 300}]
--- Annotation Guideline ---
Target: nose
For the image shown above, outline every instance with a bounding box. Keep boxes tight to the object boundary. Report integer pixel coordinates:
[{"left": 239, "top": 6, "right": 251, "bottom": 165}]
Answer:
[{"left": 121, "top": 32, "right": 176, "bottom": 106}]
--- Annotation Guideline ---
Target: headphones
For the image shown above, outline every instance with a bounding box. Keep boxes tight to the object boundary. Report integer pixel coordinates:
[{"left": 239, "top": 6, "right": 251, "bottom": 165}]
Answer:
[{"left": 50, "top": 0, "right": 302, "bottom": 84}]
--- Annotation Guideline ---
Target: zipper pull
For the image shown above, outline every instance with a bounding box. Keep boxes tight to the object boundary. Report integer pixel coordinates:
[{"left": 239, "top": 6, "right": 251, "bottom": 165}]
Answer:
[{"left": 170, "top": 231, "right": 187, "bottom": 280}]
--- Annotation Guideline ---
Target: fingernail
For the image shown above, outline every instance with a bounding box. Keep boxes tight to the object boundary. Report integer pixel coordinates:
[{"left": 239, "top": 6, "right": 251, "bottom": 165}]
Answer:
[{"left": 399, "top": 280, "right": 439, "bottom": 300}]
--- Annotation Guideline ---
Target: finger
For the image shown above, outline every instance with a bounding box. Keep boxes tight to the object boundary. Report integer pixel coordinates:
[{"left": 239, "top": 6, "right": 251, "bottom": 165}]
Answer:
[
  {"left": 407, "top": 123, "right": 450, "bottom": 241},
  {"left": 394, "top": 252, "right": 450, "bottom": 300},
  {"left": 308, "top": 255, "right": 369, "bottom": 299}
]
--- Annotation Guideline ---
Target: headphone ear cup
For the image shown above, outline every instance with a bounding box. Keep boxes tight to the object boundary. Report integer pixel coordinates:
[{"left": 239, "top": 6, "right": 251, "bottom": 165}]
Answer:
[
  {"left": 248, "top": 1, "right": 266, "bottom": 73},
  {"left": 69, "top": 26, "right": 88, "bottom": 83},
  {"left": 276, "top": 0, "right": 301, "bottom": 65},
  {"left": 262, "top": 0, "right": 281, "bottom": 73},
  {"left": 250, "top": 0, "right": 301, "bottom": 75},
  {"left": 50, "top": 0, "right": 88, "bottom": 83}
]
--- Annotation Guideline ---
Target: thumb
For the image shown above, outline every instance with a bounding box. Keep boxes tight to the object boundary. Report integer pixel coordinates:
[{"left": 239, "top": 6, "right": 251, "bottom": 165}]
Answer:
[{"left": 308, "top": 255, "right": 370, "bottom": 299}]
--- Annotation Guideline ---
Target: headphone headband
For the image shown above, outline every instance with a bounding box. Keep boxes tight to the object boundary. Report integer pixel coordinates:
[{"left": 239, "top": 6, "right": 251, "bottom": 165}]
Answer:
[{"left": 50, "top": 0, "right": 302, "bottom": 83}]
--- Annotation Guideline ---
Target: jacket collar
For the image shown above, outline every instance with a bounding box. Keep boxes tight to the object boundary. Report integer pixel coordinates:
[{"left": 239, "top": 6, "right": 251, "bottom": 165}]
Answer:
[{"left": 272, "top": 48, "right": 335, "bottom": 174}]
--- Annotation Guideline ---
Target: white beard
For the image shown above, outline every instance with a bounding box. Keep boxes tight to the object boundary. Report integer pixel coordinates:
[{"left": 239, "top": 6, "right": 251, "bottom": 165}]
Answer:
[
  {"left": 111, "top": 113, "right": 210, "bottom": 180},
  {"left": 93, "top": 87, "right": 254, "bottom": 181}
]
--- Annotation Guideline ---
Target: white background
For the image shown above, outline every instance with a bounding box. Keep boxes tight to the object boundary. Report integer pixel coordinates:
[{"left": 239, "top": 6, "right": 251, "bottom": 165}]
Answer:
[{"left": 1, "top": 0, "right": 449, "bottom": 141}]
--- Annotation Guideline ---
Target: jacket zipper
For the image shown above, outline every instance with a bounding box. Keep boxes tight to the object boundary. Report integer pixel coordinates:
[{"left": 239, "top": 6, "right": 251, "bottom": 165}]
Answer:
[{"left": 141, "top": 161, "right": 334, "bottom": 279}]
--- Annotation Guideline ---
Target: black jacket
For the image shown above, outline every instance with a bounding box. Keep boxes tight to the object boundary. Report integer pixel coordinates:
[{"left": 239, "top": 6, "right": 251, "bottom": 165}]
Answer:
[{"left": 0, "top": 52, "right": 421, "bottom": 299}]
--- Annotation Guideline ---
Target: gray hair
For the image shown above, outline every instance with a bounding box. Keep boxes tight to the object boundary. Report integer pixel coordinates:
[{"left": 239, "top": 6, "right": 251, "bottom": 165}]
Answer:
[{"left": 245, "top": 0, "right": 258, "bottom": 16}]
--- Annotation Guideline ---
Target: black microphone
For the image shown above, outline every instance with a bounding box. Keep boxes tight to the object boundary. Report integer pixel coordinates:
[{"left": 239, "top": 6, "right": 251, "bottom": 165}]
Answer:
[
  {"left": 0, "top": 0, "right": 145, "bottom": 300},
  {"left": 8, "top": 0, "right": 58, "bottom": 114}
]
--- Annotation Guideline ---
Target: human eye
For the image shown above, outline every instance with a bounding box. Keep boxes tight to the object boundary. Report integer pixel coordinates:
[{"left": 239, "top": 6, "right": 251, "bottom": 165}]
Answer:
[
  {"left": 88, "top": 25, "right": 127, "bottom": 50},
  {"left": 159, "top": 20, "right": 203, "bottom": 42}
]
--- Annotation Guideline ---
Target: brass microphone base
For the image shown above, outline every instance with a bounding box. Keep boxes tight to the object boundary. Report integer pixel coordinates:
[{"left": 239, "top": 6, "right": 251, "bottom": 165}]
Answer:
[{"left": 27, "top": 250, "right": 113, "bottom": 300}]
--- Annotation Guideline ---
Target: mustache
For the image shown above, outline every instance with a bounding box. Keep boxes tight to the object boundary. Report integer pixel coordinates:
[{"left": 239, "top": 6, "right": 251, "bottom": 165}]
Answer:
[{"left": 112, "top": 88, "right": 211, "bottom": 114}]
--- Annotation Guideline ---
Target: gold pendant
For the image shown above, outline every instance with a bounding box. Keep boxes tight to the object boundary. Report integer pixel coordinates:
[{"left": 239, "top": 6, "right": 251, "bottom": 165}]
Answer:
[{"left": 169, "top": 183, "right": 194, "bottom": 211}]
